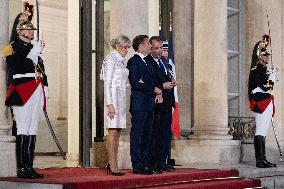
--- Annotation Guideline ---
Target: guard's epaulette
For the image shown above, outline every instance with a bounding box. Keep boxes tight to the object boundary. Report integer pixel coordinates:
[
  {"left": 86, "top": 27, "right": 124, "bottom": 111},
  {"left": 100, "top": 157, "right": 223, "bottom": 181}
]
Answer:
[
  {"left": 250, "top": 66, "right": 257, "bottom": 71},
  {"left": 1, "top": 42, "right": 14, "bottom": 59}
]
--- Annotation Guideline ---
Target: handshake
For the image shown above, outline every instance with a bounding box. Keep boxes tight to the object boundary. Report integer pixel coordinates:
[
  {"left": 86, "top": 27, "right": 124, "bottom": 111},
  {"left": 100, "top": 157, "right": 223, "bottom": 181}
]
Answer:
[
  {"left": 27, "top": 40, "right": 46, "bottom": 65},
  {"left": 267, "top": 67, "right": 277, "bottom": 83}
]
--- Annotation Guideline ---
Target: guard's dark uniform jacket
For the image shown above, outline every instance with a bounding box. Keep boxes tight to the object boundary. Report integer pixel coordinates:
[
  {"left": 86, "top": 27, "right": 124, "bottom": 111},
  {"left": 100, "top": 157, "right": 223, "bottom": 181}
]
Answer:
[
  {"left": 248, "top": 63, "right": 274, "bottom": 114},
  {"left": 2, "top": 39, "right": 48, "bottom": 107}
]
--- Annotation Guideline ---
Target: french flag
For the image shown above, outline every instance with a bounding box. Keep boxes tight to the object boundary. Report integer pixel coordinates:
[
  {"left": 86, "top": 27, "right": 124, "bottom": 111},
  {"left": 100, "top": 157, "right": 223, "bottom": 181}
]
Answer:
[
  {"left": 168, "top": 59, "right": 180, "bottom": 139},
  {"left": 168, "top": 37, "right": 181, "bottom": 139}
]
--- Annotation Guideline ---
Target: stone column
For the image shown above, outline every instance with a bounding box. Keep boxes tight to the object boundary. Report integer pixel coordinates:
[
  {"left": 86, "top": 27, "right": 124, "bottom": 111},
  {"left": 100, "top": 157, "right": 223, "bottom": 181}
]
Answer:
[
  {"left": 194, "top": 0, "right": 228, "bottom": 131},
  {"left": 67, "top": 0, "right": 80, "bottom": 167},
  {"left": 172, "top": 0, "right": 241, "bottom": 164},
  {"left": 0, "top": 0, "right": 17, "bottom": 177},
  {"left": 110, "top": 0, "right": 150, "bottom": 168},
  {"left": 172, "top": 0, "right": 194, "bottom": 134},
  {"left": 110, "top": 0, "right": 149, "bottom": 42},
  {"left": 148, "top": 0, "right": 160, "bottom": 37}
]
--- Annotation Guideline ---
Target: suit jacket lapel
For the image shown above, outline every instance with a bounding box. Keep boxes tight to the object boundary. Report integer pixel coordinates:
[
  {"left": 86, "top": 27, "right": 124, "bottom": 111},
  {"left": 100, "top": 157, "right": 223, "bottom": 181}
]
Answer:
[{"left": 136, "top": 54, "right": 153, "bottom": 77}]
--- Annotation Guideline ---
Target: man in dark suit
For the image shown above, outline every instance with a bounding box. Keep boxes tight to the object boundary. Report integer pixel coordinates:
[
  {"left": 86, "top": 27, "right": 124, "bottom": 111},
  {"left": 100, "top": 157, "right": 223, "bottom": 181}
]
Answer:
[
  {"left": 145, "top": 36, "right": 176, "bottom": 172},
  {"left": 127, "top": 35, "right": 162, "bottom": 174}
]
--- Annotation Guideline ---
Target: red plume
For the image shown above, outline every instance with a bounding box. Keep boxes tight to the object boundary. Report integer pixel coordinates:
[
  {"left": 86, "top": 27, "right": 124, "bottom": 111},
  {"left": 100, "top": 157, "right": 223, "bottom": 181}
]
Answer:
[{"left": 24, "top": 2, "right": 34, "bottom": 21}]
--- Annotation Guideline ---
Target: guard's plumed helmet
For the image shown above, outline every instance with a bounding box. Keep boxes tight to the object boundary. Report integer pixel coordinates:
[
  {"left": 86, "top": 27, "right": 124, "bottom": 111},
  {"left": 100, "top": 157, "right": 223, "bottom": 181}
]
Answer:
[
  {"left": 10, "top": 3, "right": 36, "bottom": 42},
  {"left": 16, "top": 11, "right": 36, "bottom": 34},
  {"left": 256, "top": 34, "right": 270, "bottom": 59},
  {"left": 162, "top": 41, "right": 168, "bottom": 49}
]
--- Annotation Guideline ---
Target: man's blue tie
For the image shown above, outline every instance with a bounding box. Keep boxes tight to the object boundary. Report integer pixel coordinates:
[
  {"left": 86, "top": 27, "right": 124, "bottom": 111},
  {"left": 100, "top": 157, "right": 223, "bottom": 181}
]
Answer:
[{"left": 158, "top": 59, "right": 166, "bottom": 75}]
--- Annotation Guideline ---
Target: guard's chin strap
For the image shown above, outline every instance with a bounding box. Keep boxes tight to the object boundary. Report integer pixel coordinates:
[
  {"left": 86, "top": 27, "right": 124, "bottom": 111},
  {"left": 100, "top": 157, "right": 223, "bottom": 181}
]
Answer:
[{"left": 18, "top": 31, "right": 34, "bottom": 41}]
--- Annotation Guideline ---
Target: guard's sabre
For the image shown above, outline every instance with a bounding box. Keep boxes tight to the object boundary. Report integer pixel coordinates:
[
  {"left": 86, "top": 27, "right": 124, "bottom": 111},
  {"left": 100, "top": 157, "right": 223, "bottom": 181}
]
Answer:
[
  {"left": 44, "top": 111, "right": 67, "bottom": 160},
  {"left": 266, "top": 10, "right": 281, "bottom": 158},
  {"left": 271, "top": 118, "right": 283, "bottom": 158},
  {"left": 35, "top": 0, "right": 66, "bottom": 160},
  {"left": 36, "top": 0, "right": 40, "bottom": 40}
]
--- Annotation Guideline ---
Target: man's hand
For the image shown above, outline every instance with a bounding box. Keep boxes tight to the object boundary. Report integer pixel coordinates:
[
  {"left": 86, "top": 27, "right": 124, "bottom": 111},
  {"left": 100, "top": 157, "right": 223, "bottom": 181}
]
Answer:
[
  {"left": 155, "top": 94, "right": 163, "bottom": 103},
  {"left": 163, "top": 82, "right": 175, "bottom": 90},
  {"left": 107, "top": 104, "right": 116, "bottom": 119},
  {"left": 171, "top": 80, "right": 178, "bottom": 86},
  {"left": 154, "top": 87, "right": 162, "bottom": 95}
]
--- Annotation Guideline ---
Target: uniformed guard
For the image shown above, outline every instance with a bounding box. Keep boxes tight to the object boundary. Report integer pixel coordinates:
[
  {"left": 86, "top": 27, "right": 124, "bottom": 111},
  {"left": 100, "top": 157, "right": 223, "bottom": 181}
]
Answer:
[
  {"left": 248, "top": 34, "right": 277, "bottom": 168},
  {"left": 2, "top": 10, "right": 48, "bottom": 178}
]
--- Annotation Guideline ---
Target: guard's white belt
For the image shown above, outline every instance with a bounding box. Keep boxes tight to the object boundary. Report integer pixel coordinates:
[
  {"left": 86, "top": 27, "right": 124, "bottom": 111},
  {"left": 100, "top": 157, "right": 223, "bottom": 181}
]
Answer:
[
  {"left": 13, "top": 73, "right": 35, "bottom": 79},
  {"left": 252, "top": 87, "right": 270, "bottom": 94}
]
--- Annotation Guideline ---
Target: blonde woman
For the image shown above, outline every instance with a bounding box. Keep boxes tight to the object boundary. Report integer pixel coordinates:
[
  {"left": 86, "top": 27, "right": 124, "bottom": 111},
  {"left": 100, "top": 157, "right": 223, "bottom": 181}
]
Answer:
[{"left": 100, "top": 35, "right": 131, "bottom": 176}]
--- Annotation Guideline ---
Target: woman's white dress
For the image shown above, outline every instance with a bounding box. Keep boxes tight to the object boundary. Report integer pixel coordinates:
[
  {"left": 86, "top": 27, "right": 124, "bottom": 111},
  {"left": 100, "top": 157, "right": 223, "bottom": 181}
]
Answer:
[{"left": 100, "top": 51, "right": 129, "bottom": 129}]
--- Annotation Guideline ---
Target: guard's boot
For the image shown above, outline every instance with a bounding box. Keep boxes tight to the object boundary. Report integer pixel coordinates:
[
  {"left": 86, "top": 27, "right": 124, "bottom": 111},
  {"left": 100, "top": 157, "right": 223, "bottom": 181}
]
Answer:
[
  {"left": 16, "top": 135, "right": 31, "bottom": 178},
  {"left": 261, "top": 136, "right": 277, "bottom": 167},
  {"left": 26, "top": 135, "right": 44, "bottom": 178},
  {"left": 254, "top": 135, "right": 272, "bottom": 168}
]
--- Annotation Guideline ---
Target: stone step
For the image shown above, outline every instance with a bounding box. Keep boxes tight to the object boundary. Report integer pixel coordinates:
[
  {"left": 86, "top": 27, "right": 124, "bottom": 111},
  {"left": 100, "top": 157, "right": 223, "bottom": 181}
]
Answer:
[{"left": 0, "top": 182, "right": 62, "bottom": 189}]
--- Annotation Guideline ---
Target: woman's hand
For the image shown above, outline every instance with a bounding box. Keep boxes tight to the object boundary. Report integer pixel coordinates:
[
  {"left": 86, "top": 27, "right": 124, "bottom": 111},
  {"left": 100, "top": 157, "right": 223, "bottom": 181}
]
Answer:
[{"left": 107, "top": 104, "right": 116, "bottom": 119}]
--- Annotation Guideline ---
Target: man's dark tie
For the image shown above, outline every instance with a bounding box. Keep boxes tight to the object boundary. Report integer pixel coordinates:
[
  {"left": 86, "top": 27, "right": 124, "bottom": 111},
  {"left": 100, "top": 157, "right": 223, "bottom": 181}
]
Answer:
[{"left": 158, "top": 59, "right": 167, "bottom": 75}]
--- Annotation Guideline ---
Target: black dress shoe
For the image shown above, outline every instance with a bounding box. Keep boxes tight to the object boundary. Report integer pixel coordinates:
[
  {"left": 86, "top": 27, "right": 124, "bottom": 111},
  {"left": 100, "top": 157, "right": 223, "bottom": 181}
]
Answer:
[
  {"left": 133, "top": 168, "right": 145, "bottom": 174},
  {"left": 256, "top": 160, "right": 273, "bottom": 168},
  {"left": 152, "top": 166, "right": 163, "bottom": 174},
  {"left": 159, "top": 164, "right": 175, "bottom": 172},
  {"left": 27, "top": 167, "right": 44, "bottom": 178},
  {"left": 17, "top": 167, "right": 33, "bottom": 179},
  {"left": 143, "top": 167, "right": 156, "bottom": 175},
  {"left": 166, "top": 164, "right": 176, "bottom": 171},
  {"left": 263, "top": 159, "right": 277, "bottom": 167},
  {"left": 106, "top": 164, "right": 125, "bottom": 176}
]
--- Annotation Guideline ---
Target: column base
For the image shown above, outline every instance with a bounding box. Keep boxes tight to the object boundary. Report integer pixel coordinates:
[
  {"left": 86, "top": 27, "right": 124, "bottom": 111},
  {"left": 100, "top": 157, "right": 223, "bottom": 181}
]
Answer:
[
  {"left": 171, "top": 138, "right": 241, "bottom": 165},
  {"left": 171, "top": 126, "right": 241, "bottom": 165},
  {"left": 91, "top": 134, "right": 132, "bottom": 169},
  {"left": 0, "top": 142, "right": 16, "bottom": 177},
  {"left": 0, "top": 135, "right": 15, "bottom": 142},
  {"left": 117, "top": 138, "right": 132, "bottom": 169},
  {"left": 91, "top": 141, "right": 107, "bottom": 168},
  {"left": 117, "top": 127, "right": 242, "bottom": 167},
  {"left": 66, "top": 152, "right": 79, "bottom": 167}
]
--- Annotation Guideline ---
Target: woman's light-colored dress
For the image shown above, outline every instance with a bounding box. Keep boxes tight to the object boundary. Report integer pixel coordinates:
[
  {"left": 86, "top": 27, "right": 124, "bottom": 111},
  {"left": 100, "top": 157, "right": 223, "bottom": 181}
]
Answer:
[{"left": 100, "top": 51, "right": 129, "bottom": 129}]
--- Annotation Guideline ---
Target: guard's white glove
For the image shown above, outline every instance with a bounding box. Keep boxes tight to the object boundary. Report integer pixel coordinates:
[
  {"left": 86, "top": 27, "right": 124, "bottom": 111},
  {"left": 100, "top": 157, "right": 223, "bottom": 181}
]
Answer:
[
  {"left": 44, "top": 86, "right": 49, "bottom": 99},
  {"left": 267, "top": 68, "right": 277, "bottom": 83},
  {"left": 27, "top": 41, "right": 42, "bottom": 65},
  {"left": 39, "top": 52, "right": 46, "bottom": 62}
]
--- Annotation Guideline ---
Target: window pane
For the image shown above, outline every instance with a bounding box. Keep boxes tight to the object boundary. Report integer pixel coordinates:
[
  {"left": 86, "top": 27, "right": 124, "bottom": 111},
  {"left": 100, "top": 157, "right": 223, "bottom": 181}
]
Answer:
[
  {"left": 228, "top": 55, "right": 239, "bottom": 94},
  {"left": 227, "top": 14, "right": 239, "bottom": 51},
  {"left": 228, "top": 0, "right": 239, "bottom": 9},
  {"left": 104, "top": 0, "right": 110, "bottom": 56},
  {"left": 228, "top": 97, "right": 239, "bottom": 117}
]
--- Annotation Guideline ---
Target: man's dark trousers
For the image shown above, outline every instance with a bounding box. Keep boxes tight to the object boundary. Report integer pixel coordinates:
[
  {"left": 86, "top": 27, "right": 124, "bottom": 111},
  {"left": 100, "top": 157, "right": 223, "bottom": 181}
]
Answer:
[
  {"left": 130, "top": 111, "right": 154, "bottom": 170},
  {"left": 162, "top": 110, "right": 172, "bottom": 164},
  {"left": 151, "top": 109, "right": 172, "bottom": 167}
]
